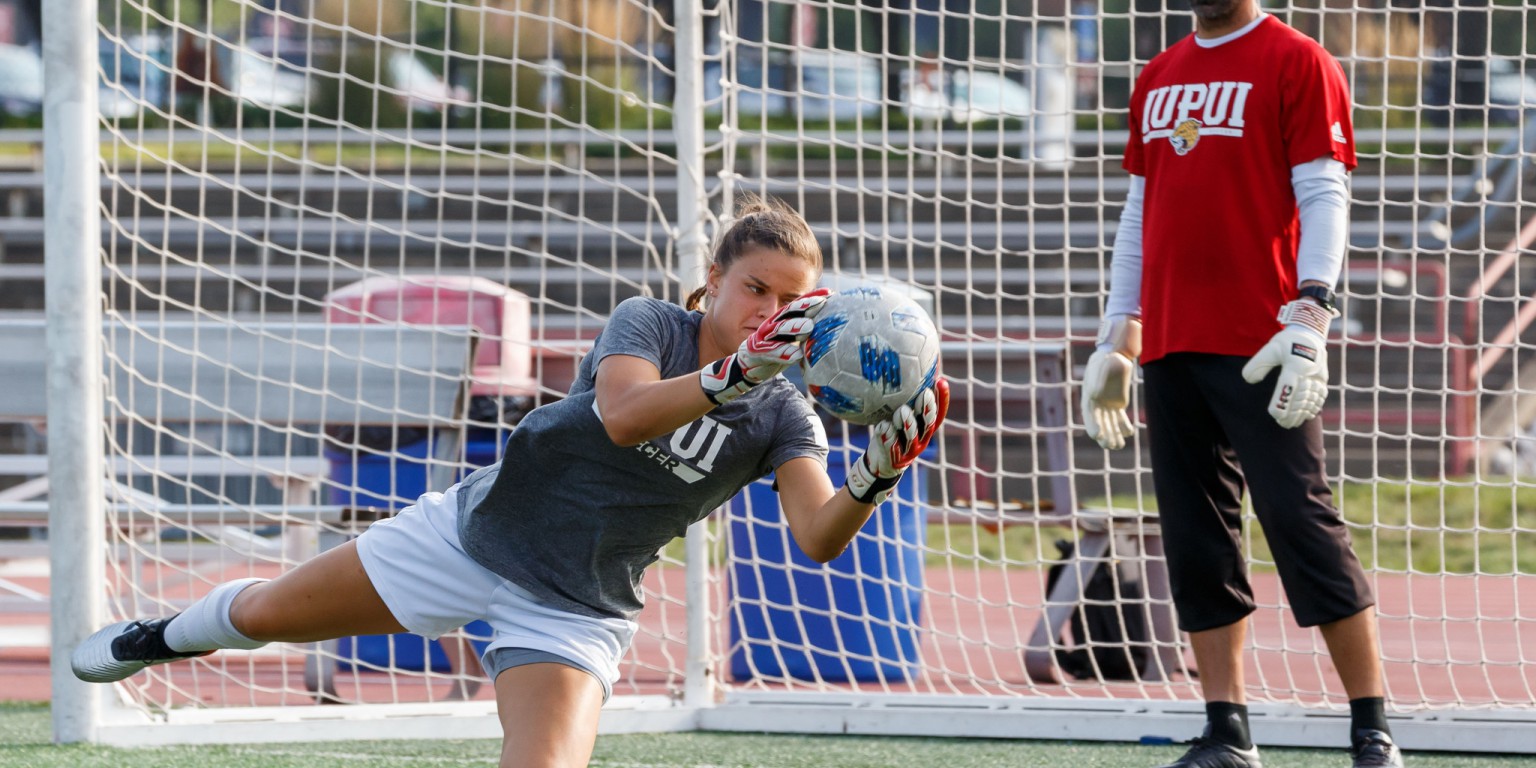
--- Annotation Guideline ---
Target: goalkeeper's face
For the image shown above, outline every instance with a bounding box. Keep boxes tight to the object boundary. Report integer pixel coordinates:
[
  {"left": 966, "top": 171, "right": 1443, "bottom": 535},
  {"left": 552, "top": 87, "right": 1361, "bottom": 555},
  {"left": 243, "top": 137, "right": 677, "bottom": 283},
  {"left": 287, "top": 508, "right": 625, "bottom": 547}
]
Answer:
[{"left": 704, "top": 246, "right": 820, "bottom": 349}]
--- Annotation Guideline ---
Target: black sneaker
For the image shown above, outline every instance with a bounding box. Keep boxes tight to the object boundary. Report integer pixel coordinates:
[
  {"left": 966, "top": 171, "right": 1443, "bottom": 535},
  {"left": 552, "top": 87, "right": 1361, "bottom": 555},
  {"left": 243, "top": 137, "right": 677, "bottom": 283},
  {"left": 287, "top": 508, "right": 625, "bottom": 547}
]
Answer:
[
  {"left": 1156, "top": 736, "right": 1263, "bottom": 768},
  {"left": 71, "top": 617, "right": 212, "bottom": 683},
  {"left": 1351, "top": 729, "right": 1404, "bottom": 768}
]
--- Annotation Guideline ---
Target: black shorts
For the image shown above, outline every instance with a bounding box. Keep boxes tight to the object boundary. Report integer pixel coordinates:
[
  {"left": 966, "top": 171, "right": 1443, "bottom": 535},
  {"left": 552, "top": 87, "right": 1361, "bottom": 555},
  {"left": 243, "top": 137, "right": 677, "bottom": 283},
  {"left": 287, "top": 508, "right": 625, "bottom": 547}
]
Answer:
[{"left": 1142, "top": 353, "right": 1374, "bottom": 632}]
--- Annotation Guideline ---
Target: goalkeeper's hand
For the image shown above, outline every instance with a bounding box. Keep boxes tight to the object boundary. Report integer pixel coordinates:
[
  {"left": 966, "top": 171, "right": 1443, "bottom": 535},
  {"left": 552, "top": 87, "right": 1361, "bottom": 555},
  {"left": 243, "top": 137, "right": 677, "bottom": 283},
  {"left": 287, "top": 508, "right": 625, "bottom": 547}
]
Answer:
[
  {"left": 1241, "top": 297, "right": 1337, "bottom": 429},
  {"left": 699, "top": 288, "right": 830, "bottom": 406},
  {"left": 846, "top": 379, "right": 950, "bottom": 506},
  {"left": 1081, "top": 315, "right": 1141, "bottom": 450}
]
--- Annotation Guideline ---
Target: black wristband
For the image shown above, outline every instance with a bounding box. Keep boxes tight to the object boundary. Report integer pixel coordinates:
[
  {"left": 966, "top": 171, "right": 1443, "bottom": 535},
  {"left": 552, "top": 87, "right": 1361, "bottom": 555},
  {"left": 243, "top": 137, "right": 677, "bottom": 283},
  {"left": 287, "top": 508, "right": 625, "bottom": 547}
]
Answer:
[{"left": 1298, "top": 284, "right": 1336, "bottom": 312}]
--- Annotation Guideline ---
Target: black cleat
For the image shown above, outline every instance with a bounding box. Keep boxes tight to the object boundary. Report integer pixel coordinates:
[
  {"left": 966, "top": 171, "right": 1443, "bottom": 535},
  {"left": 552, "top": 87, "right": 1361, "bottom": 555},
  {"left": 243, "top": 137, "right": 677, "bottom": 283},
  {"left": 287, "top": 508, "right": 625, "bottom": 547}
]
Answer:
[
  {"left": 1156, "top": 736, "right": 1263, "bottom": 768},
  {"left": 70, "top": 617, "right": 212, "bottom": 683},
  {"left": 1351, "top": 729, "right": 1404, "bottom": 768}
]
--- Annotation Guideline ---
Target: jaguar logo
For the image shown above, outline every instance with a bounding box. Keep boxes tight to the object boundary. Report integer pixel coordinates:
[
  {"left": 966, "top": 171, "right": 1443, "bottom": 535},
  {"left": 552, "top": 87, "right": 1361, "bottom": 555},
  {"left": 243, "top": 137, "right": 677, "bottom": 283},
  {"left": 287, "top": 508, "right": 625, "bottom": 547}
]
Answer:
[{"left": 1170, "top": 118, "right": 1202, "bottom": 155}]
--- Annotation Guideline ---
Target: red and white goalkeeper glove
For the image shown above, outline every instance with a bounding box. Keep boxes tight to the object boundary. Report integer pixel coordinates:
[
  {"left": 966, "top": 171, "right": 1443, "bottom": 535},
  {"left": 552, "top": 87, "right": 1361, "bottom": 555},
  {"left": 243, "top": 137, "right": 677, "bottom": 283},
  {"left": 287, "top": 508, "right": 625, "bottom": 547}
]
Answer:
[
  {"left": 700, "top": 288, "right": 830, "bottom": 407},
  {"left": 846, "top": 378, "right": 950, "bottom": 506},
  {"left": 1241, "top": 297, "right": 1338, "bottom": 429},
  {"left": 1081, "top": 315, "right": 1141, "bottom": 450}
]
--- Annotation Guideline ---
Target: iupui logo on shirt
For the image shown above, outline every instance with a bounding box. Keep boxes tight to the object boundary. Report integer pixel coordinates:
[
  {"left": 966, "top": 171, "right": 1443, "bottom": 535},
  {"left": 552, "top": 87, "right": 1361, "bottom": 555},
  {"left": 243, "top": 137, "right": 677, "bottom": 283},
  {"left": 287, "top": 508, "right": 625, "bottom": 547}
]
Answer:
[
  {"left": 1142, "top": 81, "right": 1254, "bottom": 152},
  {"left": 597, "top": 398, "right": 732, "bottom": 485},
  {"left": 635, "top": 416, "right": 734, "bottom": 484}
]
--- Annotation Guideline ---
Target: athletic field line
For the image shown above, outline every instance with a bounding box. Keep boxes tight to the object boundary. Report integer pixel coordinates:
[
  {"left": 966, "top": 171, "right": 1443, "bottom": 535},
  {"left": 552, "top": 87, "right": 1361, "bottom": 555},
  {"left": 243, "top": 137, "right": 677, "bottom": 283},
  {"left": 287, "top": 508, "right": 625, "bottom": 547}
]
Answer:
[{"left": 232, "top": 750, "right": 729, "bottom": 768}]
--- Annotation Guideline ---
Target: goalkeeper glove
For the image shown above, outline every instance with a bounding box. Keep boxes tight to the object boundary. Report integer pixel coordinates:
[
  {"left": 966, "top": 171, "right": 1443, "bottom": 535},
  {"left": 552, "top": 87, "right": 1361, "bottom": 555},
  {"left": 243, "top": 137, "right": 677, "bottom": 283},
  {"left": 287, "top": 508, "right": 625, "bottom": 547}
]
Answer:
[
  {"left": 1081, "top": 315, "right": 1141, "bottom": 450},
  {"left": 846, "top": 378, "right": 950, "bottom": 506},
  {"left": 1241, "top": 296, "right": 1338, "bottom": 429},
  {"left": 700, "top": 288, "right": 830, "bottom": 406}
]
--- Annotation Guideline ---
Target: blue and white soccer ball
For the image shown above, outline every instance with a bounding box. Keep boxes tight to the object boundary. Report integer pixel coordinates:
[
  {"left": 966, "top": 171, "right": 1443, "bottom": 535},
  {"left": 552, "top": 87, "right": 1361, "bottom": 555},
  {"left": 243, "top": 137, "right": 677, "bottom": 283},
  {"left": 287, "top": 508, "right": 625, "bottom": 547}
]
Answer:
[{"left": 801, "top": 285, "right": 941, "bottom": 426}]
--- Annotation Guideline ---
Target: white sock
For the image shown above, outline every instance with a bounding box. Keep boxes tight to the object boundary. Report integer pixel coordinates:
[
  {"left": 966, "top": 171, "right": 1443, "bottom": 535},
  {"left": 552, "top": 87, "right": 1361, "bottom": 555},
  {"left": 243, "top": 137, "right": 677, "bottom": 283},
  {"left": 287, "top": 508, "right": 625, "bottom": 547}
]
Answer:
[{"left": 163, "top": 578, "right": 268, "bottom": 652}]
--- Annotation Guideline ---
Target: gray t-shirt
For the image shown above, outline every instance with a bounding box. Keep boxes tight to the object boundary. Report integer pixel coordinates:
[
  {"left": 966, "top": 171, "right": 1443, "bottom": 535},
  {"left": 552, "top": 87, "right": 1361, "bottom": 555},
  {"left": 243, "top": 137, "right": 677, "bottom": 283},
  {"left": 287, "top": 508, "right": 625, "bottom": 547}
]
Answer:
[{"left": 456, "top": 296, "right": 828, "bottom": 620}]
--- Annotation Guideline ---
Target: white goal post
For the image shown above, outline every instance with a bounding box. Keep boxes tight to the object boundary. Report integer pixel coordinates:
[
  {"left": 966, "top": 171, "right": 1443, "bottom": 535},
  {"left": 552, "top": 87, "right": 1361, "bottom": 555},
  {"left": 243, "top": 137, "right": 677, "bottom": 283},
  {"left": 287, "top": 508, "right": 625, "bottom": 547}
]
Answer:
[{"left": 26, "top": 0, "right": 1536, "bottom": 753}]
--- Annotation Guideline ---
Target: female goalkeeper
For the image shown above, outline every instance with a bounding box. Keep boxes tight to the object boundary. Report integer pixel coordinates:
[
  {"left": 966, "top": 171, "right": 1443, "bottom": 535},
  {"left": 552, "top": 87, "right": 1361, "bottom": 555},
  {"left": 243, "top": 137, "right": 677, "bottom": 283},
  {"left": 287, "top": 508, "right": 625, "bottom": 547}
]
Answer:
[{"left": 71, "top": 197, "right": 949, "bottom": 768}]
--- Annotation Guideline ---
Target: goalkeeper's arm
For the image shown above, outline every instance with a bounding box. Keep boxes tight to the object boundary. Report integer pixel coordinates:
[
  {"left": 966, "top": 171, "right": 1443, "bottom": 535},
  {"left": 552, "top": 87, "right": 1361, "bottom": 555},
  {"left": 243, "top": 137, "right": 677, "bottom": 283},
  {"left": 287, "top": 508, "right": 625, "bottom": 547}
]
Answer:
[
  {"left": 597, "top": 289, "right": 828, "bottom": 446},
  {"left": 774, "top": 381, "right": 948, "bottom": 563},
  {"left": 1082, "top": 175, "right": 1145, "bottom": 450}
]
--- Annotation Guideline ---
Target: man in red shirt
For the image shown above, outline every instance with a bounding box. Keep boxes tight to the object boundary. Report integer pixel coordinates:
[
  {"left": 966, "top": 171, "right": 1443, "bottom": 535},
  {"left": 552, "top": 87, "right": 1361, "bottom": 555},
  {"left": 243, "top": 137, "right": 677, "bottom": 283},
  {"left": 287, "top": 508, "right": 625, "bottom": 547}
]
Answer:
[{"left": 1082, "top": 2, "right": 1402, "bottom": 766}]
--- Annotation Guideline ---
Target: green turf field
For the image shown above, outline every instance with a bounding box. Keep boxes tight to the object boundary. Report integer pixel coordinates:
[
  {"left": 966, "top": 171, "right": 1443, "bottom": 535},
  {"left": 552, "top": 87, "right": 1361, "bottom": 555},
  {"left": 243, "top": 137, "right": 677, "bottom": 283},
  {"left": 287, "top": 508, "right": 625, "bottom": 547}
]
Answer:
[{"left": 4, "top": 703, "right": 1534, "bottom": 768}]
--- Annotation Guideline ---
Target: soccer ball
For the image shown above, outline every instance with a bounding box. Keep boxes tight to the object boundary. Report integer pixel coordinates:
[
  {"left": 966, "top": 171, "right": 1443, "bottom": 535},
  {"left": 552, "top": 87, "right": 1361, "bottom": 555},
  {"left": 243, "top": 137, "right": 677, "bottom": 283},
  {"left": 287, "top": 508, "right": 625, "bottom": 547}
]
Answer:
[{"left": 801, "top": 285, "right": 941, "bottom": 426}]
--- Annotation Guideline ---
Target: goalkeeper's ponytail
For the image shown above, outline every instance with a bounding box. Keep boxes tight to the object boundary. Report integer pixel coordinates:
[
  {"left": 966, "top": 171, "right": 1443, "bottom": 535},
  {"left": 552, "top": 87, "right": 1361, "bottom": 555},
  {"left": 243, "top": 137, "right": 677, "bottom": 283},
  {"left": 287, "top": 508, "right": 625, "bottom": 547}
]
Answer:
[{"left": 686, "top": 194, "right": 822, "bottom": 311}]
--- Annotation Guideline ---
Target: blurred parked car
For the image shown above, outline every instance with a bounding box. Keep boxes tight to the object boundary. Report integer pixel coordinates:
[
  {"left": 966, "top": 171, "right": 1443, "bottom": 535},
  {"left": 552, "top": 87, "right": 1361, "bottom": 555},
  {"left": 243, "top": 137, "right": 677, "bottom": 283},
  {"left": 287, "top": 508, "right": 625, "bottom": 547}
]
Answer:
[
  {"left": 384, "top": 49, "right": 469, "bottom": 115},
  {"left": 0, "top": 42, "right": 43, "bottom": 123},
  {"left": 703, "top": 46, "right": 788, "bottom": 116},
  {"left": 704, "top": 48, "right": 880, "bottom": 122},
  {"left": 903, "top": 67, "right": 1032, "bottom": 125},
  {"left": 213, "top": 34, "right": 466, "bottom": 121},
  {"left": 708, "top": 49, "right": 1043, "bottom": 128},
  {"left": 0, "top": 35, "right": 175, "bottom": 124},
  {"left": 1486, "top": 58, "right": 1536, "bottom": 126},
  {"left": 213, "top": 35, "right": 321, "bottom": 115},
  {"left": 99, "top": 33, "right": 172, "bottom": 120},
  {"left": 797, "top": 50, "right": 882, "bottom": 121},
  {"left": 902, "top": 31, "right": 1072, "bottom": 167}
]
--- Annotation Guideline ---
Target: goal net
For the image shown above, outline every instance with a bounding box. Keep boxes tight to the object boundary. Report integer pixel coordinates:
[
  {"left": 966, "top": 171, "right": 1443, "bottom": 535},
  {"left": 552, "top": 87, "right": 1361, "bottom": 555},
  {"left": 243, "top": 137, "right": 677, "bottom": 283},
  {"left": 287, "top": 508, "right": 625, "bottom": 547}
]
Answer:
[{"left": 26, "top": 0, "right": 1535, "bottom": 751}]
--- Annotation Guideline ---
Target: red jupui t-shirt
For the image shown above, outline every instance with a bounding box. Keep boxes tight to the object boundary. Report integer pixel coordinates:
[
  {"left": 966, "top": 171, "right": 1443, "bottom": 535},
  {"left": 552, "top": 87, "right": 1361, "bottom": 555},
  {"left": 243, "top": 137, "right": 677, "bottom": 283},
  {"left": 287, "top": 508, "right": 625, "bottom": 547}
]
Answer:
[{"left": 1124, "top": 15, "right": 1357, "bottom": 363}]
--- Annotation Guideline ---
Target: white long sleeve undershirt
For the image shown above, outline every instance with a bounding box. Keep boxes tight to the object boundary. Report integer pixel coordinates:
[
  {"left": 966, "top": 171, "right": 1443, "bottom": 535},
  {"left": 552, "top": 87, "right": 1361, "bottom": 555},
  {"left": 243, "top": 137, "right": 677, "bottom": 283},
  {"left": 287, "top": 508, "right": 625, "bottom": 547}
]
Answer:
[
  {"left": 1104, "top": 175, "right": 1145, "bottom": 319},
  {"left": 1292, "top": 156, "right": 1351, "bottom": 286}
]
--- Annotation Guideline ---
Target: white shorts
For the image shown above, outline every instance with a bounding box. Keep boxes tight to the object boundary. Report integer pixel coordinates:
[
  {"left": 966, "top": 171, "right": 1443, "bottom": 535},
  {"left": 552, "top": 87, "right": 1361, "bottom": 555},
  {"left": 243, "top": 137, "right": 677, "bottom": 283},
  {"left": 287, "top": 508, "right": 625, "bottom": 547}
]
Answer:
[{"left": 354, "top": 483, "right": 637, "bottom": 700}]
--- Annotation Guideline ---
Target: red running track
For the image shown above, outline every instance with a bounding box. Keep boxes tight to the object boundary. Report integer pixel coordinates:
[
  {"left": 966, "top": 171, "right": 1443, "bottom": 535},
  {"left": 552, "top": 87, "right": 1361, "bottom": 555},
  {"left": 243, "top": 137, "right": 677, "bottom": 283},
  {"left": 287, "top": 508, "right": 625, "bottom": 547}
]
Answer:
[{"left": 3, "top": 560, "right": 1532, "bottom": 712}]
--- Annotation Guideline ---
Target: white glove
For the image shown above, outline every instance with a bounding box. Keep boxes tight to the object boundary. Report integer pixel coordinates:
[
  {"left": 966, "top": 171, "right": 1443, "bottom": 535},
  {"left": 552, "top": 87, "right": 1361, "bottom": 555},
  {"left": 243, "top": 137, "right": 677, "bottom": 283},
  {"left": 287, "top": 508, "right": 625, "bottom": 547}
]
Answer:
[
  {"left": 1241, "top": 298, "right": 1337, "bottom": 429},
  {"left": 1081, "top": 315, "right": 1141, "bottom": 450},
  {"left": 700, "top": 288, "right": 829, "bottom": 406},
  {"left": 846, "top": 379, "right": 950, "bottom": 506}
]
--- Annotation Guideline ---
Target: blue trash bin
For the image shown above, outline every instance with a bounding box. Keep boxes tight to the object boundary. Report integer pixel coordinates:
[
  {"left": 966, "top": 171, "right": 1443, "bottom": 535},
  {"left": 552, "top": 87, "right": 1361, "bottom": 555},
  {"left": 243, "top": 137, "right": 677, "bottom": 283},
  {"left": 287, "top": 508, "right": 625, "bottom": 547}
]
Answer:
[
  {"left": 728, "top": 432, "right": 932, "bottom": 683},
  {"left": 327, "top": 427, "right": 503, "bottom": 673}
]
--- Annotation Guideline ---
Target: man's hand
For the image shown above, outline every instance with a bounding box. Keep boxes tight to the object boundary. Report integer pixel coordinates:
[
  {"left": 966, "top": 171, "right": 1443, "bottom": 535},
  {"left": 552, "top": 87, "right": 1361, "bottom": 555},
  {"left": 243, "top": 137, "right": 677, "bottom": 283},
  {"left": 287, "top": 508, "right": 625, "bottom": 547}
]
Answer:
[
  {"left": 1241, "top": 298, "right": 1336, "bottom": 429},
  {"left": 700, "top": 288, "right": 830, "bottom": 406},
  {"left": 847, "top": 379, "right": 950, "bottom": 506},
  {"left": 1082, "top": 315, "right": 1141, "bottom": 450}
]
